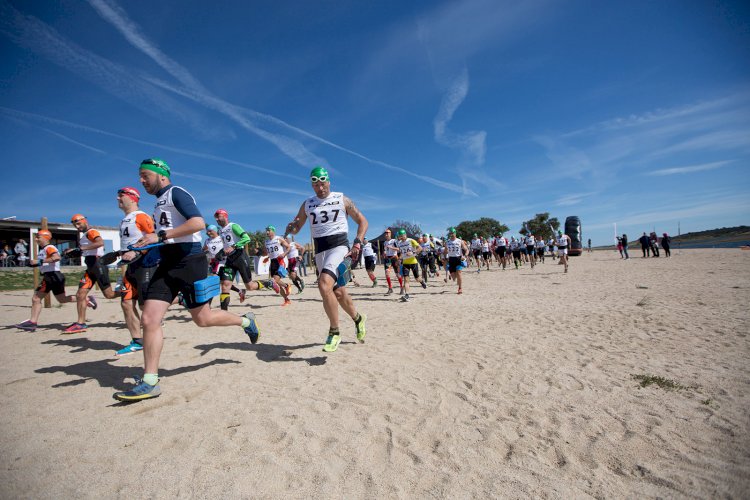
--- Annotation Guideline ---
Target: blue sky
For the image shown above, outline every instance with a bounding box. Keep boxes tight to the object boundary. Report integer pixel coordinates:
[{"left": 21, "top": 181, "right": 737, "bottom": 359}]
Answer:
[{"left": 1, "top": 0, "right": 748, "bottom": 245}]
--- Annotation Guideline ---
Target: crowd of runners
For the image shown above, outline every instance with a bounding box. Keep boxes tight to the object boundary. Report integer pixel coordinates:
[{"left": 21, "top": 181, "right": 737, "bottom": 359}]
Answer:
[{"left": 11, "top": 159, "right": 574, "bottom": 402}]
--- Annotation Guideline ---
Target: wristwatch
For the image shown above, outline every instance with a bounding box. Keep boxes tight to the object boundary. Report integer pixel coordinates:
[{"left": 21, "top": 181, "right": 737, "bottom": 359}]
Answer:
[
  {"left": 353, "top": 237, "right": 362, "bottom": 246},
  {"left": 158, "top": 230, "right": 168, "bottom": 243}
]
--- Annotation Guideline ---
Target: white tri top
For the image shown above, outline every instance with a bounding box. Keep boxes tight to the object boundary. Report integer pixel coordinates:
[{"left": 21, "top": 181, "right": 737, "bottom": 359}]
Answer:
[
  {"left": 80, "top": 229, "right": 105, "bottom": 257},
  {"left": 470, "top": 238, "right": 482, "bottom": 250},
  {"left": 384, "top": 238, "right": 399, "bottom": 257},
  {"left": 265, "top": 236, "right": 285, "bottom": 259},
  {"left": 288, "top": 242, "right": 299, "bottom": 259},
  {"left": 362, "top": 242, "right": 375, "bottom": 258},
  {"left": 304, "top": 191, "right": 348, "bottom": 238},
  {"left": 494, "top": 236, "right": 507, "bottom": 247},
  {"left": 204, "top": 236, "right": 225, "bottom": 263},
  {"left": 39, "top": 244, "right": 61, "bottom": 273},
  {"left": 446, "top": 238, "right": 463, "bottom": 258},
  {"left": 153, "top": 187, "right": 202, "bottom": 244},
  {"left": 525, "top": 235, "right": 535, "bottom": 246},
  {"left": 119, "top": 210, "right": 149, "bottom": 250}
]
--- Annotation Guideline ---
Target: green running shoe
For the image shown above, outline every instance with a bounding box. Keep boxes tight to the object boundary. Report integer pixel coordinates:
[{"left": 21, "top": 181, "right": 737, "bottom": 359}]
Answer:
[
  {"left": 322, "top": 334, "right": 341, "bottom": 352},
  {"left": 355, "top": 313, "right": 366, "bottom": 343}
]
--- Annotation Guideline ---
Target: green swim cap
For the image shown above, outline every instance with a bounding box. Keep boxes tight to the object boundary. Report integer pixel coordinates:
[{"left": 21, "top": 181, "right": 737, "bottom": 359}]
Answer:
[
  {"left": 266, "top": 225, "right": 276, "bottom": 232},
  {"left": 448, "top": 227, "right": 457, "bottom": 234},
  {"left": 140, "top": 158, "right": 171, "bottom": 178},
  {"left": 397, "top": 229, "right": 406, "bottom": 236},
  {"left": 310, "top": 166, "right": 329, "bottom": 180}
]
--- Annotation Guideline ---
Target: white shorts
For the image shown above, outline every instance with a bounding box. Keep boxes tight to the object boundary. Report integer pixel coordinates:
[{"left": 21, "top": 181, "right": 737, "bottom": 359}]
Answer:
[
  {"left": 315, "top": 246, "right": 349, "bottom": 279},
  {"left": 559, "top": 247, "right": 568, "bottom": 255}
]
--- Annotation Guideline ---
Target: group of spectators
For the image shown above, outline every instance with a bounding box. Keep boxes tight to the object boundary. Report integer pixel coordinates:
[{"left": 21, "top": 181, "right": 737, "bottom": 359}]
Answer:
[
  {"left": 615, "top": 232, "right": 672, "bottom": 259},
  {"left": 0, "top": 239, "right": 29, "bottom": 266}
]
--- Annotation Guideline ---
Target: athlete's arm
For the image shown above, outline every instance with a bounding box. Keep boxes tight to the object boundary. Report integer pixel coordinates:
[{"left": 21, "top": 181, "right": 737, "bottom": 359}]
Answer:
[
  {"left": 286, "top": 202, "right": 308, "bottom": 235},
  {"left": 231, "top": 223, "right": 251, "bottom": 248},
  {"left": 81, "top": 230, "right": 104, "bottom": 251},
  {"left": 279, "top": 237, "right": 291, "bottom": 256}
]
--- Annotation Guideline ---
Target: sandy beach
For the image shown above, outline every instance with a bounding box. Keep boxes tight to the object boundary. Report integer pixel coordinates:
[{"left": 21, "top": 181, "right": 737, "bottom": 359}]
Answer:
[{"left": 0, "top": 248, "right": 748, "bottom": 498}]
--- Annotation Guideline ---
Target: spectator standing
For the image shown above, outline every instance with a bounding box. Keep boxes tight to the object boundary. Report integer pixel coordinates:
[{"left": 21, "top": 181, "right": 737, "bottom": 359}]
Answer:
[
  {"left": 661, "top": 233, "right": 672, "bottom": 257},
  {"left": 639, "top": 232, "right": 651, "bottom": 258},
  {"left": 621, "top": 234, "right": 630, "bottom": 260},
  {"left": 15, "top": 239, "right": 28, "bottom": 266}
]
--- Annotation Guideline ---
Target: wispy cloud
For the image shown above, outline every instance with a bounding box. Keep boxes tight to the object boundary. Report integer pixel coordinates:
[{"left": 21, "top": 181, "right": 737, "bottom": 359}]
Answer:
[
  {"left": 556, "top": 192, "right": 596, "bottom": 206},
  {"left": 647, "top": 160, "right": 733, "bottom": 176},
  {"left": 0, "top": 107, "right": 299, "bottom": 180},
  {"left": 0, "top": 2, "right": 230, "bottom": 141},
  {"left": 434, "top": 68, "right": 486, "bottom": 166},
  {"left": 87, "top": 1, "right": 473, "bottom": 195}
]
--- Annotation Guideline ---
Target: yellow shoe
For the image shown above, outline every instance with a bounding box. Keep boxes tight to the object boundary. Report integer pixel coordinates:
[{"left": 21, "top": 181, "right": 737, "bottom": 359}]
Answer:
[
  {"left": 322, "top": 334, "right": 341, "bottom": 352},
  {"left": 355, "top": 313, "right": 366, "bottom": 343}
]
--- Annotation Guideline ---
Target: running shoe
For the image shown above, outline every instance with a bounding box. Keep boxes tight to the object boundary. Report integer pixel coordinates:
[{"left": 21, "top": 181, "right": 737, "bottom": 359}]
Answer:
[
  {"left": 386, "top": 288, "right": 393, "bottom": 295},
  {"left": 285, "top": 283, "right": 292, "bottom": 296},
  {"left": 372, "top": 279, "right": 378, "bottom": 288},
  {"left": 421, "top": 281, "right": 427, "bottom": 289},
  {"left": 238, "top": 289, "right": 246, "bottom": 303},
  {"left": 86, "top": 295, "right": 98, "bottom": 309},
  {"left": 113, "top": 379, "right": 161, "bottom": 402},
  {"left": 282, "top": 299, "right": 292, "bottom": 307},
  {"left": 299, "top": 280, "right": 305, "bottom": 292},
  {"left": 63, "top": 322, "right": 87, "bottom": 334},
  {"left": 355, "top": 313, "right": 367, "bottom": 343},
  {"left": 322, "top": 334, "right": 341, "bottom": 353},
  {"left": 15, "top": 320, "right": 37, "bottom": 332},
  {"left": 115, "top": 340, "right": 143, "bottom": 356},
  {"left": 243, "top": 312, "right": 261, "bottom": 344},
  {"left": 270, "top": 280, "right": 281, "bottom": 294},
  {"left": 400, "top": 294, "right": 410, "bottom": 302}
]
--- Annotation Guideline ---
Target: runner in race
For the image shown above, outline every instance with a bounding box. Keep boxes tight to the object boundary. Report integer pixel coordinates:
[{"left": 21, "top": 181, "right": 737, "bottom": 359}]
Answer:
[
  {"left": 381, "top": 228, "right": 402, "bottom": 295},
  {"left": 14, "top": 230, "right": 77, "bottom": 332},
  {"left": 264, "top": 225, "right": 293, "bottom": 306},
  {"left": 113, "top": 158, "right": 260, "bottom": 402},
  {"left": 525, "top": 232, "right": 536, "bottom": 269},
  {"left": 493, "top": 233, "right": 508, "bottom": 270},
  {"left": 214, "top": 209, "right": 279, "bottom": 310},
  {"left": 556, "top": 230, "right": 571, "bottom": 273},
  {"left": 285, "top": 166, "right": 367, "bottom": 353},
  {"left": 361, "top": 237, "right": 378, "bottom": 287},
  {"left": 443, "top": 227, "right": 469, "bottom": 294},
  {"left": 113, "top": 187, "right": 161, "bottom": 356},
  {"left": 285, "top": 236, "right": 306, "bottom": 293},
  {"left": 395, "top": 229, "right": 427, "bottom": 302},
  {"left": 62, "top": 214, "right": 115, "bottom": 333}
]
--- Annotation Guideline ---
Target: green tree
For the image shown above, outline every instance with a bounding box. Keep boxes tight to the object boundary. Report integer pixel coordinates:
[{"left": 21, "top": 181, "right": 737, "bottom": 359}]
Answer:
[
  {"left": 454, "top": 217, "right": 509, "bottom": 239},
  {"left": 519, "top": 213, "right": 560, "bottom": 241},
  {"left": 386, "top": 219, "right": 422, "bottom": 237}
]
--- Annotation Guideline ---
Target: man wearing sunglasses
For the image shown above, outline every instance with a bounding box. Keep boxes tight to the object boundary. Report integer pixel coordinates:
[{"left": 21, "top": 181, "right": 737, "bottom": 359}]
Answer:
[
  {"left": 63, "top": 213, "right": 117, "bottom": 333},
  {"left": 113, "top": 158, "right": 260, "bottom": 402},
  {"left": 285, "top": 166, "right": 368, "bottom": 353},
  {"left": 114, "top": 186, "right": 159, "bottom": 356}
]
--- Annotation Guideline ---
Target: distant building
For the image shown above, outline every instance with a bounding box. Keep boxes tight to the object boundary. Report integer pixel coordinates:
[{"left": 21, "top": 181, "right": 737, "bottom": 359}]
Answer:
[{"left": 0, "top": 218, "right": 120, "bottom": 266}]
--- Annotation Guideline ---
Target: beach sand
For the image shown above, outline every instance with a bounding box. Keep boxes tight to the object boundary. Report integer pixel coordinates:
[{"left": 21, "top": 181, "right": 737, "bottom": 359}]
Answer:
[{"left": 0, "top": 248, "right": 748, "bottom": 498}]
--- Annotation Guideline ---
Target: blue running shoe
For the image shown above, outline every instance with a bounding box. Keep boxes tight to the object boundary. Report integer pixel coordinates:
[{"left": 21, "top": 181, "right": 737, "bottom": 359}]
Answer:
[
  {"left": 15, "top": 320, "right": 37, "bottom": 332},
  {"left": 113, "top": 379, "right": 161, "bottom": 401},
  {"left": 115, "top": 340, "right": 144, "bottom": 356},
  {"left": 243, "top": 312, "right": 261, "bottom": 344}
]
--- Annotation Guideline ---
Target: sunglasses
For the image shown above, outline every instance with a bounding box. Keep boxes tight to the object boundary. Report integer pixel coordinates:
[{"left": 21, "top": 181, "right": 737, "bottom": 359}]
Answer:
[
  {"left": 71, "top": 217, "right": 86, "bottom": 223},
  {"left": 310, "top": 175, "right": 329, "bottom": 183}
]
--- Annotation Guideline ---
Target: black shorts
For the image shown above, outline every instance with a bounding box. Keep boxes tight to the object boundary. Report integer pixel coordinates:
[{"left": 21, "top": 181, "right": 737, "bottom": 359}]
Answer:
[
  {"left": 364, "top": 256, "right": 376, "bottom": 272},
  {"left": 269, "top": 258, "right": 284, "bottom": 277},
  {"left": 79, "top": 256, "right": 111, "bottom": 291},
  {"left": 144, "top": 253, "right": 209, "bottom": 308},
  {"left": 122, "top": 260, "right": 155, "bottom": 306},
  {"left": 482, "top": 251, "right": 491, "bottom": 260},
  {"left": 384, "top": 256, "right": 398, "bottom": 269},
  {"left": 401, "top": 262, "right": 420, "bottom": 279},
  {"left": 472, "top": 249, "right": 481, "bottom": 258},
  {"left": 448, "top": 256, "right": 462, "bottom": 273},
  {"left": 37, "top": 271, "right": 66, "bottom": 296},
  {"left": 526, "top": 245, "right": 535, "bottom": 255},
  {"left": 495, "top": 247, "right": 506, "bottom": 257},
  {"left": 512, "top": 250, "right": 521, "bottom": 259},
  {"left": 221, "top": 249, "right": 252, "bottom": 283}
]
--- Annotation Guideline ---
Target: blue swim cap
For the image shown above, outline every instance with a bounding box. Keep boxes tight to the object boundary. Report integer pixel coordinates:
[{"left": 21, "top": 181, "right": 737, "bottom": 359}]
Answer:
[{"left": 206, "top": 224, "right": 218, "bottom": 233}]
